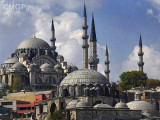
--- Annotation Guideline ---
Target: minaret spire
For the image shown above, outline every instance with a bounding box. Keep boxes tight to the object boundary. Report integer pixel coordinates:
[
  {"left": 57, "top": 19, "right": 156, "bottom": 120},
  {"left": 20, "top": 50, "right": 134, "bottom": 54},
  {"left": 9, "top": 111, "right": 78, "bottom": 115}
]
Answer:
[
  {"left": 82, "top": 2, "right": 89, "bottom": 68},
  {"left": 138, "top": 33, "right": 144, "bottom": 72},
  {"left": 88, "top": 12, "right": 99, "bottom": 71},
  {"left": 104, "top": 45, "right": 110, "bottom": 82},
  {"left": 50, "top": 18, "right": 56, "bottom": 52}
]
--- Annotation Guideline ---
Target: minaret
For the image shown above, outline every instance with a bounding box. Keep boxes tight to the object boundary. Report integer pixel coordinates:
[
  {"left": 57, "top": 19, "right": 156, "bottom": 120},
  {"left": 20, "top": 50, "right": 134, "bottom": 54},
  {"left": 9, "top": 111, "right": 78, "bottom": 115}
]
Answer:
[
  {"left": 82, "top": 3, "right": 89, "bottom": 68},
  {"left": 50, "top": 19, "right": 56, "bottom": 52},
  {"left": 104, "top": 45, "right": 110, "bottom": 82},
  {"left": 138, "top": 34, "right": 144, "bottom": 72},
  {"left": 88, "top": 13, "right": 99, "bottom": 71}
]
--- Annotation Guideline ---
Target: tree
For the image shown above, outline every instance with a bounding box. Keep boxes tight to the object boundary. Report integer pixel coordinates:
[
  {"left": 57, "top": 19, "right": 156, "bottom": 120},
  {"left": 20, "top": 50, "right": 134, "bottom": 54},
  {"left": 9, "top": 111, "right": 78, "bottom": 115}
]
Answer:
[
  {"left": 118, "top": 71, "right": 148, "bottom": 91},
  {"left": 50, "top": 109, "right": 67, "bottom": 120},
  {"left": 146, "top": 79, "right": 160, "bottom": 89},
  {"left": 12, "top": 77, "right": 24, "bottom": 92}
]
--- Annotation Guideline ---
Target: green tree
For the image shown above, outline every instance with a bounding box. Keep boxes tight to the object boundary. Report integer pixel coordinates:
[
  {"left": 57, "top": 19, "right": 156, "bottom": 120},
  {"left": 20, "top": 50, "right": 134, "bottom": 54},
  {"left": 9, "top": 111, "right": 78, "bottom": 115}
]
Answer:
[
  {"left": 50, "top": 110, "right": 67, "bottom": 120},
  {"left": 118, "top": 71, "right": 148, "bottom": 91},
  {"left": 12, "top": 77, "right": 24, "bottom": 92},
  {"left": 146, "top": 79, "right": 160, "bottom": 89}
]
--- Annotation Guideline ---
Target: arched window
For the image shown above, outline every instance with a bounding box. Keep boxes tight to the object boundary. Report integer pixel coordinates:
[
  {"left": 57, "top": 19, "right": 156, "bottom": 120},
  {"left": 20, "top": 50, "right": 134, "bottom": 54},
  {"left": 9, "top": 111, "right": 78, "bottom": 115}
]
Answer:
[
  {"left": 35, "top": 78, "right": 42, "bottom": 84},
  {"left": 46, "top": 76, "right": 56, "bottom": 84}
]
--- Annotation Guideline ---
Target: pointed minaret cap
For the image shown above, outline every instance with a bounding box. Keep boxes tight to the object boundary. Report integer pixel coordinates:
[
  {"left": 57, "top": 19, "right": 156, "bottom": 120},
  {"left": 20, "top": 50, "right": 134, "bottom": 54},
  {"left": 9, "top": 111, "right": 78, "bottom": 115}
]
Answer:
[
  {"left": 106, "top": 45, "right": 109, "bottom": 56},
  {"left": 90, "top": 12, "right": 97, "bottom": 42},
  {"left": 51, "top": 18, "right": 55, "bottom": 31},
  {"left": 139, "top": 33, "right": 142, "bottom": 47},
  {"left": 83, "top": 2, "right": 87, "bottom": 17},
  {"left": 33, "top": 32, "right": 36, "bottom": 38}
]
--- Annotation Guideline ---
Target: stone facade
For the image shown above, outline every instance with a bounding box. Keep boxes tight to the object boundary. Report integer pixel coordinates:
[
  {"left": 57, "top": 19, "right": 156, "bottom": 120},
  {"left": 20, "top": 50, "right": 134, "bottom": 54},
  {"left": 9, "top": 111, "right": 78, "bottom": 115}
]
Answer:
[{"left": 69, "top": 109, "right": 142, "bottom": 120}]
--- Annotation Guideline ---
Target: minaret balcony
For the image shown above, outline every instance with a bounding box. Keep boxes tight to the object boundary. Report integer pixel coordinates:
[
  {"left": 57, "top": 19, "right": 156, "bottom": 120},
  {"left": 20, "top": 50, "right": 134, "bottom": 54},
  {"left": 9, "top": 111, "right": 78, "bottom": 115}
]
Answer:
[
  {"left": 82, "top": 35, "right": 89, "bottom": 39},
  {"left": 88, "top": 57, "right": 99, "bottom": 64},
  {"left": 105, "top": 61, "right": 110, "bottom": 64},
  {"left": 104, "top": 70, "right": 110, "bottom": 74},
  {"left": 138, "top": 51, "right": 144, "bottom": 56},
  {"left": 82, "top": 25, "right": 88, "bottom": 29},
  {"left": 138, "top": 61, "right": 144, "bottom": 66},
  {"left": 50, "top": 38, "right": 56, "bottom": 41},
  {"left": 82, "top": 44, "right": 89, "bottom": 48}
]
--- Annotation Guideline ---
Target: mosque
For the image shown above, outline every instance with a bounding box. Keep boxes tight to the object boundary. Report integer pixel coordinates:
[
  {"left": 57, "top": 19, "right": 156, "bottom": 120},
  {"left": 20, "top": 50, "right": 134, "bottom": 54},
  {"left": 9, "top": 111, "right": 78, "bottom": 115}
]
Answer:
[
  {"left": 0, "top": 18, "right": 78, "bottom": 91},
  {"left": 0, "top": 2, "right": 160, "bottom": 120},
  {"left": 38, "top": 4, "right": 159, "bottom": 120}
]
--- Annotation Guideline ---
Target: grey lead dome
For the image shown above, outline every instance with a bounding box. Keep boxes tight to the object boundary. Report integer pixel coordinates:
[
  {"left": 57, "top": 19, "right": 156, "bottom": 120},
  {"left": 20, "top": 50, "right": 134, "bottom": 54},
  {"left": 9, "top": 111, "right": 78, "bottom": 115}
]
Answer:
[
  {"left": 60, "top": 69, "right": 109, "bottom": 86},
  {"left": 17, "top": 38, "right": 50, "bottom": 49}
]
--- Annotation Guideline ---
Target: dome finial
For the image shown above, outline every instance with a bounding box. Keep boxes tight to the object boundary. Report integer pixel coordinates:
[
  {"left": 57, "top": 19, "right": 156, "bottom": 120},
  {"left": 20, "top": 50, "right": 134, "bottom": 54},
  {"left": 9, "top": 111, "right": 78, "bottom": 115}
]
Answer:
[{"left": 33, "top": 32, "right": 36, "bottom": 38}]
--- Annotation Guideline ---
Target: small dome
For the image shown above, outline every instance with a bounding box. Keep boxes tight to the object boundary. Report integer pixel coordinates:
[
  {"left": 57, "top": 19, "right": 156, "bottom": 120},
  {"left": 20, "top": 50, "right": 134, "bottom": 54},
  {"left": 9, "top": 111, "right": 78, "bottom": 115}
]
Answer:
[
  {"left": 127, "top": 101, "right": 158, "bottom": 116},
  {"left": 60, "top": 69, "right": 109, "bottom": 86},
  {"left": 66, "top": 100, "right": 79, "bottom": 109},
  {"left": 54, "top": 64, "right": 61, "bottom": 69},
  {"left": 0, "top": 83, "right": 9, "bottom": 90},
  {"left": 70, "top": 64, "right": 78, "bottom": 70},
  {"left": 17, "top": 38, "right": 50, "bottom": 49},
  {"left": 11, "top": 62, "right": 27, "bottom": 70},
  {"left": 94, "top": 103, "right": 112, "bottom": 109},
  {"left": 40, "top": 63, "right": 53, "bottom": 69},
  {"left": 3, "top": 57, "right": 18, "bottom": 64},
  {"left": 115, "top": 101, "right": 129, "bottom": 109},
  {"left": 76, "top": 100, "right": 90, "bottom": 108}
]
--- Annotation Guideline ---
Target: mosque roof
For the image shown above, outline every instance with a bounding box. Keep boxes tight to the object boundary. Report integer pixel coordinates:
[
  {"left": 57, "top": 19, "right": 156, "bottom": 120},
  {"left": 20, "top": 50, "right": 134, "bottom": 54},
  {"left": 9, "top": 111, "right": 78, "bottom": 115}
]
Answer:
[
  {"left": 60, "top": 69, "right": 109, "bottom": 86},
  {"left": 17, "top": 38, "right": 50, "bottom": 49},
  {"left": 3, "top": 57, "right": 18, "bottom": 64},
  {"left": 11, "top": 62, "right": 27, "bottom": 70}
]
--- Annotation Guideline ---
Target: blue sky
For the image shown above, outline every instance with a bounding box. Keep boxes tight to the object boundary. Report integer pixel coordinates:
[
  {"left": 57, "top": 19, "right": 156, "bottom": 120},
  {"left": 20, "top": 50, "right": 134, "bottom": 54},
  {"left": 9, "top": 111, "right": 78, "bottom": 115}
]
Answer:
[{"left": 1, "top": 0, "right": 160, "bottom": 81}]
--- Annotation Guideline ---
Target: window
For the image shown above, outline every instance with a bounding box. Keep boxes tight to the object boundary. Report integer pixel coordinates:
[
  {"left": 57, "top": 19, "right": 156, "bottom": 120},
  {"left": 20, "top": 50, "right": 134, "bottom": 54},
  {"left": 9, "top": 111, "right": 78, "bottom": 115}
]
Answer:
[{"left": 1, "top": 102, "right": 12, "bottom": 105}]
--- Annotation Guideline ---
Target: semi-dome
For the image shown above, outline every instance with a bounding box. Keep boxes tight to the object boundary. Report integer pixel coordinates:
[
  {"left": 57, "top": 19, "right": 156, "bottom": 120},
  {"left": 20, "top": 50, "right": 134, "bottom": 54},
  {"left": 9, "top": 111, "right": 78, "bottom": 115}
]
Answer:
[
  {"left": 40, "top": 63, "right": 53, "bottom": 69},
  {"left": 17, "top": 38, "right": 50, "bottom": 49},
  {"left": 94, "top": 103, "right": 112, "bottom": 109},
  {"left": 11, "top": 62, "right": 27, "bottom": 70},
  {"left": 76, "top": 100, "right": 90, "bottom": 108},
  {"left": 3, "top": 57, "right": 18, "bottom": 64},
  {"left": 60, "top": 69, "right": 109, "bottom": 86},
  {"left": 66, "top": 99, "right": 79, "bottom": 109},
  {"left": 115, "top": 101, "right": 129, "bottom": 109},
  {"left": 0, "top": 83, "right": 9, "bottom": 90}
]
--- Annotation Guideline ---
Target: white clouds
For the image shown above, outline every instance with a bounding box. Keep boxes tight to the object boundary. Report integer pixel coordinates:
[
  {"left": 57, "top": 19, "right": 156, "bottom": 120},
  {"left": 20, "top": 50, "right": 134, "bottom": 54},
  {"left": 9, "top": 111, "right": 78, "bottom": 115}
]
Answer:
[
  {"left": 122, "top": 45, "right": 160, "bottom": 79},
  {"left": 0, "top": 0, "right": 105, "bottom": 71},
  {"left": 147, "top": 0, "right": 160, "bottom": 22},
  {"left": 146, "top": 8, "right": 153, "bottom": 16}
]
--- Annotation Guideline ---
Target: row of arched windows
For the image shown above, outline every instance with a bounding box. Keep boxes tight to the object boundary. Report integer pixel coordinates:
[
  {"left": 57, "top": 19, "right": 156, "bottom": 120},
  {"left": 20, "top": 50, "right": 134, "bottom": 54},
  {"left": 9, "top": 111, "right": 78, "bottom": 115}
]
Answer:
[{"left": 35, "top": 76, "right": 56, "bottom": 84}]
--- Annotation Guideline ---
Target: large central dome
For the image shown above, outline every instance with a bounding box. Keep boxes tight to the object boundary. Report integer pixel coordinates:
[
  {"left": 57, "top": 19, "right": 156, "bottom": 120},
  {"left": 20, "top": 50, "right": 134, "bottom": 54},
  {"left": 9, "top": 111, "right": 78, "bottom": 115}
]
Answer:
[
  {"left": 17, "top": 38, "right": 50, "bottom": 49},
  {"left": 60, "top": 69, "right": 109, "bottom": 86}
]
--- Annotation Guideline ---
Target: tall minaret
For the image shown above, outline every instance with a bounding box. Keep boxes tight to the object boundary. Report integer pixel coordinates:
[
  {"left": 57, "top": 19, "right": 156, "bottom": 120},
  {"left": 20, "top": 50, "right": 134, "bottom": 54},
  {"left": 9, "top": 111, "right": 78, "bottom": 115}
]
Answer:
[
  {"left": 82, "top": 3, "right": 89, "bottom": 68},
  {"left": 104, "top": 45, "right": 110, "bottom": 82},
  {"left": 50, "top": 19, "right": 56, "bottom": 52},
  {"left": 138, "top": 34, "right": 144, "bottom": 72},
  {"left": 88, "top": 13, "right": 99, "bottom": 71}
]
